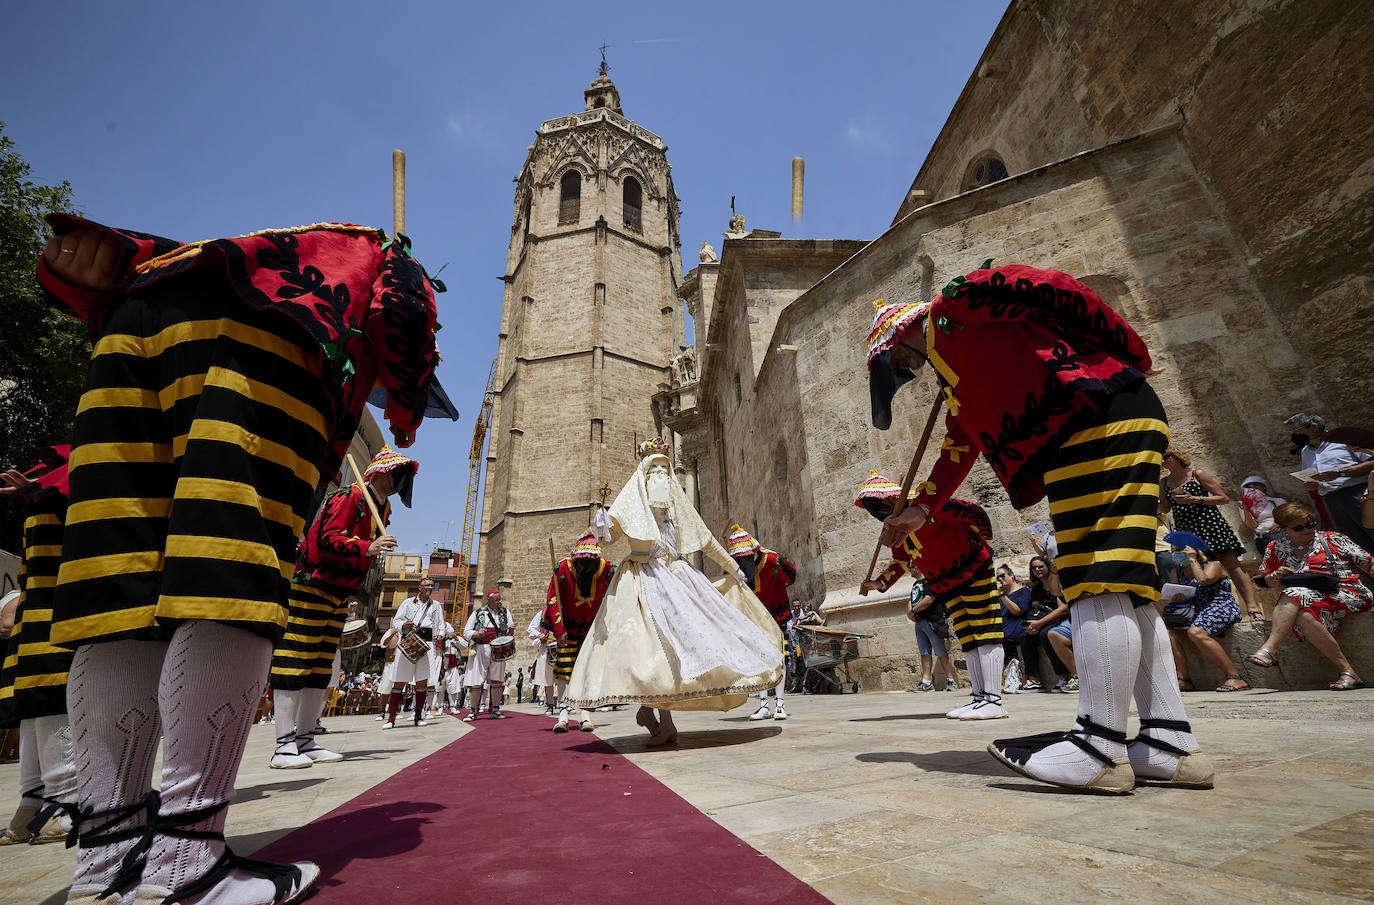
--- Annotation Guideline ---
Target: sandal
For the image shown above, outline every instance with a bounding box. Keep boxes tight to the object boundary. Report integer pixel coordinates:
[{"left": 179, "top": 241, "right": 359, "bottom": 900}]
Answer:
[
  {"left": 1215, "top": 675, "right": 1250, "bottom": 692},
  {"left": 1247, "top": 610, "right": 1264, "bottom": 622},
  {"left": 1329, "top": 672, "right": 1365, "bottom": 691},
  {"left": 1246, "top": 649, "right": 1276, "bottom": 668},
  {"left": 1177, "top": 677, "right": 1196, "bottom": 692}
]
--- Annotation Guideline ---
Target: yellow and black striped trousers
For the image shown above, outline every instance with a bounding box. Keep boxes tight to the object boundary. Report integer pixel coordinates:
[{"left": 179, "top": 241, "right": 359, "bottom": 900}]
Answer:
[
  {"left": 269, "top": 581, "right": 348, "bottom": 690},
  {"left": 937, "top": 559, "right": 1003, "bottom": 649},
  {"left": 553, "top": 637, "right": 584, "bottom": 682},
  {"left": 1044, "top": 380, "right": 1168, "bottom": 607},
  {"left": 0, "top": 508, "right": 73, "bottom": 726},
  {"left": 51, "top": 288, "right": 334, "bottom": 648}
]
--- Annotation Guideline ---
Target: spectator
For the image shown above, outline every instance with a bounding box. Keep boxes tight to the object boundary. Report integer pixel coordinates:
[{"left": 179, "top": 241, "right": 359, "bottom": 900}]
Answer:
[
  {"left": 1162, "top": 533, "right": 1249, "bottom": 692},
  {"left": 1154, "top": 516, "right": 1181, "bottom": 589},
  {"left": 1286, "top": 413, "right": 1374, "bottom": 555},
  {"left": 1159, "top": 447, "right": 1262, "bottom": 620},
  {"left": 1238, "top": 475, "right": 1286, "bottom": 560},
  {"left": 907, "top": 578, "right": 958, "bottom": 692},
  {"left": 995, "top": 563, "right": 1031, "bottom": 693},
  {"left": 1246, "top": 502, "right": 1372, "bottom": 689},
  {"left": 1020, "top": 556, "right": 1072, "bottom": 692}
]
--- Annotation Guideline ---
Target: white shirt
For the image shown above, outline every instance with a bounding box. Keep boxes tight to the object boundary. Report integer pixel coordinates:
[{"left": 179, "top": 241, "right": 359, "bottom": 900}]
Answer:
[
  {"left": 1300, "top": 441, "right": 1369, "bottom": 496},
  {"left": 394, "top": 594, "right": 445, "bottom": 640},
  {"left": 463, "top": 605, "right": 512, "bottom": 642}
]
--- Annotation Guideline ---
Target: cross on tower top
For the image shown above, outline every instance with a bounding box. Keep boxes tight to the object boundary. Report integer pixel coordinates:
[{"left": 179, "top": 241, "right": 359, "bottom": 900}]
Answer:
[{"left": 599, "top": 42, "right": 609, "bottom": 76}]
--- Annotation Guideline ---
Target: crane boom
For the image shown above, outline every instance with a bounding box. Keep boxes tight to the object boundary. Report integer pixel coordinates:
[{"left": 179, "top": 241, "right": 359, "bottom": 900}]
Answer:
[{"left": 453, "top": 355, "right": 498, "bottom": 628}]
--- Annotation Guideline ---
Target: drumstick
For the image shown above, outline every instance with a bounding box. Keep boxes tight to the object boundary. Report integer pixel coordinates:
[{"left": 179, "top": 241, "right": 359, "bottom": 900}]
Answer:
[
  {"left": 862, "top": 394, "right": 944, "bottom": 588},
  {"left": 549, "top": 537, "right": 569, "bottom": 638},
  {"left": 345, "top": 453, "right": 387, "bottom": 536}
]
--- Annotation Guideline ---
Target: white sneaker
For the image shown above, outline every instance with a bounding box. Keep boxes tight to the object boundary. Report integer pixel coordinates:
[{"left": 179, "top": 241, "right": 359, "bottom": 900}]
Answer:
[
  {"left": 959, "top": 699, "right": 1009, "bottom": 720},
  {"left": 381, "top": 720, "right": 395, "bottom": 730},
  {"left": 301, "top": 747, "right": 344, "bottom": 763},
  {"left": 772, "top": 704, "right": 788, "bottom": 720},
  {"left": 749, "top": 704, "right": 773, "bottom": 721},
  {"left": 945, "top": 679, "right": 958, "bottom": 692},
  {"left": 413, "top": 718, "right": 430, "bottom": 727},
  {"left": 374, "top": 714, "right": 384, "bottom": 721},
  {"left": 462, "top": 712, "right": 477, "bottom": 722},
  {"left": 270, "top": 752, "right": 313, "bottom": 769},
  {"left": 947, "top": 696, "right": 983, "bottom": 719}
]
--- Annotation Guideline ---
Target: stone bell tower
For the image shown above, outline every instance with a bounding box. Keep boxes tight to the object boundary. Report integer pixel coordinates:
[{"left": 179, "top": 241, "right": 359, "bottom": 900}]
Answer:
[{"left": 477, "top": 66, "right": 685, "bottom": 627}]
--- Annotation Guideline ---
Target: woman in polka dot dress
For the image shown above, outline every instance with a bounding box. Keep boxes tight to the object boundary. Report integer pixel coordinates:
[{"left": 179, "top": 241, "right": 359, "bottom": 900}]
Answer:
[{"left": 1160, "top": 448, "right": 1262, "bottom": 620}]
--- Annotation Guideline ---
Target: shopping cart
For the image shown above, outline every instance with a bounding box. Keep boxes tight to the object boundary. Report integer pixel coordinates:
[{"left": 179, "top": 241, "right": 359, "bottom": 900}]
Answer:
[{"left": 796, "top": 624, "right": 871, "bottom": 694}]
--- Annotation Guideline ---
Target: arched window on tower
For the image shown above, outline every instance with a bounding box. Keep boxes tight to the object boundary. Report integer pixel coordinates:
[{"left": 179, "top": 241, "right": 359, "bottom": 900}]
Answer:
[
  {"left": 622, "top": 175, "right": 642, "bottom": 232},
  {"left": 559, "top": 171, "right": 581, "bottom": 226},
  {"left": 964, "top": 154, "right": 1009, "bottom": 191},
  {"left": 521, "top": 192, "right": 532, "bottom": 238}
]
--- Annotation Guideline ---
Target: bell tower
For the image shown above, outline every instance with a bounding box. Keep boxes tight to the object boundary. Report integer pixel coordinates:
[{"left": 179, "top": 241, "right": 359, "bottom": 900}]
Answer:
[{"left": 477, "top": 69, "right": 685, "bottom": 627}]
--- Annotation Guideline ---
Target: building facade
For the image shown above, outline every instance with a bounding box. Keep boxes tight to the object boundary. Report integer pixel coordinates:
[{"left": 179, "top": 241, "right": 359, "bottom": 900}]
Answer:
[
  {"left": 476, "top": 70, "right": 686, "bottom": 632},
  {"left": 665, "top": 0, "right": 1373, "bottom": 689}
]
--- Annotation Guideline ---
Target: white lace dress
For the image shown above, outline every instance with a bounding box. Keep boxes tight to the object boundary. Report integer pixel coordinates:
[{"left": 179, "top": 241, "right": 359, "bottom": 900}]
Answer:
[{"left": 563, "top": 509, "right": 784, "bottom": 711}]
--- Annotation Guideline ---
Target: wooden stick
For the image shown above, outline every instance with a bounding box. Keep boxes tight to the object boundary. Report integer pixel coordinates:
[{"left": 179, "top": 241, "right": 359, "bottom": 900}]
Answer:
[
  {"left": 861, "top": 395, "right": 945, "bottom": 588},
  {"left": 549, "top": 537, "right": 568, "bottom": 638},
  {"left": 344, "top": 453, "right": 387, "bottom": 536}
]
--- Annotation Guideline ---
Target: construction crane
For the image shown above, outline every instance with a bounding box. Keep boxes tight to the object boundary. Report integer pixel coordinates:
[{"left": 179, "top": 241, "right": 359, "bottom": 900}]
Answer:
[{"left": 453, "top": 355, "right": 498, "bottom": 629}]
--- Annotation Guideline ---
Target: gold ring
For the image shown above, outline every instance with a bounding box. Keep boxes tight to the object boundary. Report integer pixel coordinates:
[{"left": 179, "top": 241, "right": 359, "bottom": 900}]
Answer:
[{"left": 61, "top": 248, "right": 76, "bottom": 254}]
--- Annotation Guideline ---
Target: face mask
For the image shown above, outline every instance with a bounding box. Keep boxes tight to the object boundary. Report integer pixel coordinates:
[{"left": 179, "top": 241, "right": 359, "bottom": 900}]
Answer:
[
  {"left": 572, "top": 557, "right": 599, "bottom": 595},
  {"left": 735, "top": 554, "right": 759, "bottom": 583},
  {"left": 646, "top": 464, "right": 673, "bottom": 509},
  {"left": 1290, "top": 432, "right": 1310, "bottom": 454},
  {"left": 860, "top": 498, "right": 894, "bottom": 522}
]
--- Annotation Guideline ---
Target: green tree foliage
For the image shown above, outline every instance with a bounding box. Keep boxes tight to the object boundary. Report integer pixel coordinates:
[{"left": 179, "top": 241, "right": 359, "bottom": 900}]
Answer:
[{"left": 0, "top": 122, "right": 87, "bottom": 553}]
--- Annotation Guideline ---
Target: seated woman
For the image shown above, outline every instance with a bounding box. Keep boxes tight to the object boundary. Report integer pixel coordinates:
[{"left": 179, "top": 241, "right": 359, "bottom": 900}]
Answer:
[
  {"left": 1247, "top": 502, "right": 1373, "bottom": 690},
  {"left": 1019, "top": 556, "right": 1073, "bottom": 692},
  {"left": 1161, "top": 532, "right": 1248, "bottom": 692}
]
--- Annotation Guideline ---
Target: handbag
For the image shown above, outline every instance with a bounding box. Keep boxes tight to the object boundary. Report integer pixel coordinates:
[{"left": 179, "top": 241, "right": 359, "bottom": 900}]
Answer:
[
  {"left": 1162, "top": 601, "right": 1197, "bottom": 629},
  {"left": 1280, "top": 571, "right": 1339, "bottom": 592}
]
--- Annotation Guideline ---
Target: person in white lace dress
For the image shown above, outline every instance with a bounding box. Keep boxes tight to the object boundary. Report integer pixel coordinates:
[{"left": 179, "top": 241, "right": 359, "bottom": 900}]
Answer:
[{"left": 563, "top": 439, "right": 784, "bottom": 744}]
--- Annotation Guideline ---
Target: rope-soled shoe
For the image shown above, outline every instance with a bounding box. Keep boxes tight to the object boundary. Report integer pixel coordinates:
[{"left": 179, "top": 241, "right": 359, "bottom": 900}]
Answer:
[
  {"left": 1128, "top": 718, "right": 1215, "bottom": 789},
  {"left": 988, "top": 715, "right": 1135, "bottom": 794}
]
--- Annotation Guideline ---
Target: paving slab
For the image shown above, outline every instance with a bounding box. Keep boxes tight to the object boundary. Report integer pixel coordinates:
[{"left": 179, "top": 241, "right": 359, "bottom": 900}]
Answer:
[{"left": 1, "top": 687, "right": 1370, "bottom": 904}]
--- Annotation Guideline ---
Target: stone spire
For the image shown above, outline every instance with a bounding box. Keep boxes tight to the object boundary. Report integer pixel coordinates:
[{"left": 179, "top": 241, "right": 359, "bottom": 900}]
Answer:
[{"left": 585, "top": 50, "right": 623, "bottom": 114}]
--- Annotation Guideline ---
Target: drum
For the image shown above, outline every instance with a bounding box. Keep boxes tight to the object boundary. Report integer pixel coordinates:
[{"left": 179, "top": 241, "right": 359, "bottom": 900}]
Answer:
[
  {"left": 340, "top": 619, "right": 370, "bottom": 650},
  {"left": 489, "top": 634, "right": 517, "bottom": 662},
  {"left": 399, "top": 630, "right": 430, "bottom": 663}
]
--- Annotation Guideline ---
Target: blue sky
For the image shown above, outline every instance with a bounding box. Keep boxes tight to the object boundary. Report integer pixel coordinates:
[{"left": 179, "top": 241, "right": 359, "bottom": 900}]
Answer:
[{"left": 2, "top": 1, "right": 1006, "bottom": 553}]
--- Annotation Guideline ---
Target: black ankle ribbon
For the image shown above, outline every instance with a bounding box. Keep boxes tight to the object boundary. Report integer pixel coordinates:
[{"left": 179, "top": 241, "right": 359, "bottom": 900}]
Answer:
[
  {"left": 1131, "top": 717, "right": 1194, "bottom": 758},
  {"left": 26, "top": 795, "right": 81, "bottom": 838},
  {"left": 164, "top": 847, "right": 303, "bottom": 905},
  {"left": 994, "top": 715, "right": 1128, "bottom": 768},
  {"left": 98, "top": 791, "right": 166, "bottom": 896}
]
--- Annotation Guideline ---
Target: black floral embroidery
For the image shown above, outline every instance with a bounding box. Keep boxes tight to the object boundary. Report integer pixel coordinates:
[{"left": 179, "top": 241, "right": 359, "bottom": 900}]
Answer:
[
  {"left": 953, "top": 271, "right": 1136, "bottom": 358},
  {"left": 256, "top": 233, "right": 352, "bottom": 338}
]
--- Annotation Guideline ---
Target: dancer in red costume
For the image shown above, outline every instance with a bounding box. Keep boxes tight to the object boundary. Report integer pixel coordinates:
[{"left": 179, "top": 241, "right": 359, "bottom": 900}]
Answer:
[
  {"left": 40, "top": 216, "right": 440, "bottom": 903},
  {"left": 545, "top": 531, "right": 614, "bottom": 732},
  {"left": 725, "top": 525, "right": 796, "bottom": 721},
  {"left": 866, "top": 263, "right": 1212, "bottom": 794}
]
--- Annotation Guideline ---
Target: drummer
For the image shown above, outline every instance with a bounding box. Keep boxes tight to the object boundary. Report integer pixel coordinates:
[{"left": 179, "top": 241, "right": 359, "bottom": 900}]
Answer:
[
  {"left": 383, "top": 577, "right": 447, "bottom": 729},
  {"left": 461, "top": 590, "right": 515, "bottom": 721}
]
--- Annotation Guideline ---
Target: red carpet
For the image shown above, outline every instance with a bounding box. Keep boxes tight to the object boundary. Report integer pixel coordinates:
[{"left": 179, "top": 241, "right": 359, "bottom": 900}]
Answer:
[{"left": 254, "top": 710, "right": 834, "bottom": 905}]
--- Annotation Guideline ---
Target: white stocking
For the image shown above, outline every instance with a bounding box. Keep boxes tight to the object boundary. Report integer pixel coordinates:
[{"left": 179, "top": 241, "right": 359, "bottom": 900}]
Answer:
[
  {"left": 67, "top": 639, "right": 166, "bottom": 904},
  {"left": 553, "top": 677, "right": 568, "bottom": 710},
  {"left": 16, "top": 719, "right": 42, "bottom": 810},
  {"left": 977, "top": 645, "right": 1004, "bottom": 698},
  {"left": 294, "top": 688, "right": 327, "bottom": 753},
  {"left": 33, "top": 714, "right": 77, "bottom": 832},
  {"left": 467, "top": 686, "right": 484, "bottom": 713},
  {"left": 1129, "top": 605, "right": 1200, "bottom": 776},
  {"left": 272, "top": 690, "right": 302, "bottom": 757},
  {"left": 141, "top": 621, "right": 299, "bottom": 905},
  {"left": 962, "top": 647, "right": 985, "bottom": 701},
  {"left": 1000, "top": 594, "right": 1139, "bottom": 786}
]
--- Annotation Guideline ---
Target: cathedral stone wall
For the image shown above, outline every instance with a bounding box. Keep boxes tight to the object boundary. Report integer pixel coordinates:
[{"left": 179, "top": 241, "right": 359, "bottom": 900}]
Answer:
[
  {"left": 697, "top": 127, "right": 1325, "bottom": 690},
  {"left": 477, "top": 80, "right": 683, "bottom": 634},
  {"left": 899, "top": 0, "right": 1374, "bottom": 428}
]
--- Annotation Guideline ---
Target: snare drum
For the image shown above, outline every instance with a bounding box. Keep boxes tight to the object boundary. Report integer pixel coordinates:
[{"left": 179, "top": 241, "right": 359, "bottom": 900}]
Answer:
[
  {"left": 398, "top": 630, "right": 430, "bottom": 663},
  {"left": 489, "top": 634, "right": 517, "bottom": 661},
  {"left": 340, "top": 619, "right": 370, "bottom": 650}
]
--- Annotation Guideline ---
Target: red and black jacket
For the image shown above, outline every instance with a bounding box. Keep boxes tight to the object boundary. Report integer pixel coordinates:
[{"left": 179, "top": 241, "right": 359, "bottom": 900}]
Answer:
[
  {"left": 913, "top": 265, "right": 1151, "bottom": 513},
  {"left": 37, "top": 215, "right": 441, "bottom": 459},
  {"left": 750, "top": 549, "right": 797, "bottom": 626},
  {"left": 294, "top": 484, "right": 388, "bottom": 593},
  {"left": 545, "top": 558, "right": 614, "bottom": 643},
  {"left": 875, "top": 498, "right": 992, "bottom": 594}
]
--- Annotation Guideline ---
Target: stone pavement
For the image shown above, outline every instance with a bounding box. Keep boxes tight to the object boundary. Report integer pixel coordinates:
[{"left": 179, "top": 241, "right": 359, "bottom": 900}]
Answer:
[{"left": 2, "top": 688, "right": 1372, "bottom": 904}]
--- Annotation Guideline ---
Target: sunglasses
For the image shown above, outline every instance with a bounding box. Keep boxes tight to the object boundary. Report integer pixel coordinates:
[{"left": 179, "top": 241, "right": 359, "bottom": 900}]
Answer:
[{"left": 1284, "top": 521, "right": 1318, "bottom": 531}]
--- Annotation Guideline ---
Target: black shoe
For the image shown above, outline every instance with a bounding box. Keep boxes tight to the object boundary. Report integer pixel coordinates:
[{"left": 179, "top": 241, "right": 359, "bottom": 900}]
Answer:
[{"left": 490, "top": 709, "right": 507, "bottom": 720}]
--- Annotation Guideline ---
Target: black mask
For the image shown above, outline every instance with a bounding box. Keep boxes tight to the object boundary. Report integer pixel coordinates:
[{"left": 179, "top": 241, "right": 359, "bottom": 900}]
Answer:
[
  {"left": 734, "top": 553, "right": 760, "bottom": 584},
  {"left": 860, "top": 498, "right": 894, "bottom": 522},
  {"left": 1290, "top": 432, "right": 1311, "bottom": 455},
  {"left": 572, "top": 558, "right": 599, "bottom": 596}
]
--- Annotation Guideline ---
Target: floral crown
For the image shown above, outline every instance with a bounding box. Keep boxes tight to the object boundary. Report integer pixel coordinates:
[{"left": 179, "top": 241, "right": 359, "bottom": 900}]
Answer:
[{"left": 638, "top": 437, "right": 671, "bottom": 459}]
